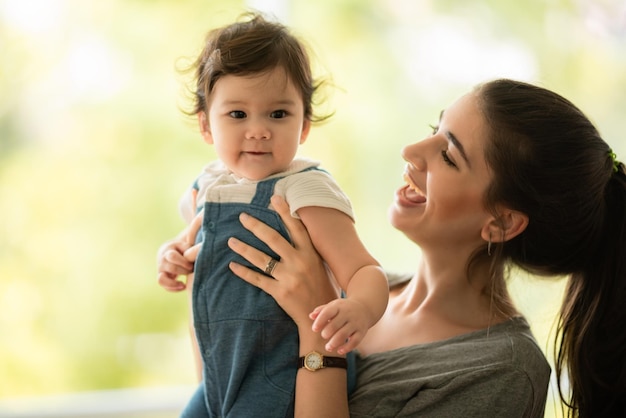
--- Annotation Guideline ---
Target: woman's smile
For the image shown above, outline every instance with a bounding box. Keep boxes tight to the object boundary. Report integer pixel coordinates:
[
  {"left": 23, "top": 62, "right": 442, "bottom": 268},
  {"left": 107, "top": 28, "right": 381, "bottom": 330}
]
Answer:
[{"left": 402, "top": 170, "right": 426, "bottom": 204}]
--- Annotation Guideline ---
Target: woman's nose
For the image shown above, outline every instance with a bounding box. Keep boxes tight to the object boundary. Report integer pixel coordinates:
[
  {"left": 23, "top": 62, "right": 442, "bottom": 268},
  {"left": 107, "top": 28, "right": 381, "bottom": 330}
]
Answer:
[{"left": 401, "top": 142, "right": 426, "bottom": 171}]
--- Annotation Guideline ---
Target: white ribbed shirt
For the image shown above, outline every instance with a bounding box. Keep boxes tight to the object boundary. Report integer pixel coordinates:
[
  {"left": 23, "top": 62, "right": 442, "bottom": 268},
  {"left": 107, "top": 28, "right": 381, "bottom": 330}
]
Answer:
[{"left": 179, "top": 157, "right": 354, "bottom": 224}]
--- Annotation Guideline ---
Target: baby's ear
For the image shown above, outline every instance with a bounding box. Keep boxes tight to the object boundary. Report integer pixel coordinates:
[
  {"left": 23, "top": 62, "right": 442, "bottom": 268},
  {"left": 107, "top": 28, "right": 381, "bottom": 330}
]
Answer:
[
  {"left": 481, "top": 208, "right": 528, "bottom": 243},
  {"left": 198, "top": 111, "right": 213, "bottom": 144},
  {"left": 299, "top": 119, "right": 311, "bottom": 144}
]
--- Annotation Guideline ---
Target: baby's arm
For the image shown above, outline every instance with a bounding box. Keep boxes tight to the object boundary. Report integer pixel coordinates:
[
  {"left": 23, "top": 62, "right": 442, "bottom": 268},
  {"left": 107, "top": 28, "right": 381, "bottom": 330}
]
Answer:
[
  {"left": 157, "top": 231, "right": 194, "bottom": 292},
  {"left": 157, "top": 182, "right": 201, "bottom": 291},
  {"left": 156, "top": 210, "right": 204, "bottom": 381},
  {"left": 297, "top": 206, "right": 388, "bottom": 354}
]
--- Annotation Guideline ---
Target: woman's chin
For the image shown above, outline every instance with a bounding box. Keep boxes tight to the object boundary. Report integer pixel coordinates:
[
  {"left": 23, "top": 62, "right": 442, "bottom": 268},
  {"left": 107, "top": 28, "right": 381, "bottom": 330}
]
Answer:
[{"left": 387, "top": 204, "right": 411, "bottom": 231}]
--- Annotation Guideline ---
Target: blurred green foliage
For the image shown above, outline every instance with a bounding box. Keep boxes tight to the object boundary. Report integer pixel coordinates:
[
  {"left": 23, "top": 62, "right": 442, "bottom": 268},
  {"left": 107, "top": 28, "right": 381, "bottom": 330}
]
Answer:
[{"left": 1, "top": 0, "right": 624, "bottom": 402}]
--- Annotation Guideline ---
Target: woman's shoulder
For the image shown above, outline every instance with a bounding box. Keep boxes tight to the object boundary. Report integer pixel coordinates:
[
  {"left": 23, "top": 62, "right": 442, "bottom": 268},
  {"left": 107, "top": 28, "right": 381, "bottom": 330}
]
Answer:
[
  {"left": 351, "top": 317, "right": 550, "bottom": 417},
  {"left": 496, "top": 317, "right": 551, "bottom": 367},
  {"left": 472, "top": 316, "right": 551, "bottom": 382}
]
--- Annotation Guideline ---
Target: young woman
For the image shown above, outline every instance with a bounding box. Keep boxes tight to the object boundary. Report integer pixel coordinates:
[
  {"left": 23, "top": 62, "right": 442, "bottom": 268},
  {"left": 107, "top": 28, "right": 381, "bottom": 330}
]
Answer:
[{"left": 223, "top": 79, "right": 626, "bottom": 417}]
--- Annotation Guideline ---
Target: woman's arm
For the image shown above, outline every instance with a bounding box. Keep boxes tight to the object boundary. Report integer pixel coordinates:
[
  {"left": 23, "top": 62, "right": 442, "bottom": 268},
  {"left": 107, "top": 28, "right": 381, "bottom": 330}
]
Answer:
[
  {"left": 228, "top": 196, "right": 350, "bottom": 418},
  {"left": 294, "top": 328, "right": 350, "bottom": 418}
]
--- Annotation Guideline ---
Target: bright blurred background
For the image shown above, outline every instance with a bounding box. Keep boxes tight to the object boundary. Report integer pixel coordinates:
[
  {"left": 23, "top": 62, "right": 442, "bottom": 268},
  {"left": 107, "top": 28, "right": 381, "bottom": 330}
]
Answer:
[{"left": 1, "top": 0, "right": 625, "bottom": 416}]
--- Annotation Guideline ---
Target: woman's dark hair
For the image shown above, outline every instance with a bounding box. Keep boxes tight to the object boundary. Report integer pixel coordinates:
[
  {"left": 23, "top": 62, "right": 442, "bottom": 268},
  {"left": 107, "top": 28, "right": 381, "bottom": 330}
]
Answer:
[
  {"left": 476, "top": 79, "right": 626, "bottom": 418},
  {"left": 180, "top": 12, "right": 331, "bottom": 123}
]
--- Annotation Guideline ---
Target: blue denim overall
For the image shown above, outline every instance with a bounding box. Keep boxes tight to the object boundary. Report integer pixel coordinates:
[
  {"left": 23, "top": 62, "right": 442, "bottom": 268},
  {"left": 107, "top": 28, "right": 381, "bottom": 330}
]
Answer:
[
  {"left": 180, "top": 169, "right": 357, "bottom": 418},
  {"left": 185, "top": 174, "right": 298, "bottom": 418}
]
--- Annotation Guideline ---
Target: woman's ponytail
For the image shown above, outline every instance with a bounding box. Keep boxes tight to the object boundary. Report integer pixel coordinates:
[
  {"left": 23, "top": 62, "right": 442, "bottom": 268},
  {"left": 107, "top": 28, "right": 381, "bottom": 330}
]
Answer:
[
  {"left": 476, "top": 79, "right": 626, "bottom": 417},
  {"left": 556, "top": 163, "right": 626, "bottom": 418}
]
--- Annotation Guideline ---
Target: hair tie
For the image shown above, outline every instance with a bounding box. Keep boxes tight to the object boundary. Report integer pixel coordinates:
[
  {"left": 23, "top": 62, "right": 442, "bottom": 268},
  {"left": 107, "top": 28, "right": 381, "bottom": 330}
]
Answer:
[{"left": 609, "top": 149, "right": 620, "bottom": 173}]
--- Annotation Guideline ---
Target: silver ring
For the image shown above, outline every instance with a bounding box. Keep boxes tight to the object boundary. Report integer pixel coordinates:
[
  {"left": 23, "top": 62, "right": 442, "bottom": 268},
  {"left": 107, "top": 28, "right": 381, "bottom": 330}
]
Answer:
[{"left": 264, "top": 258, "right": 278, "bottom": 276}]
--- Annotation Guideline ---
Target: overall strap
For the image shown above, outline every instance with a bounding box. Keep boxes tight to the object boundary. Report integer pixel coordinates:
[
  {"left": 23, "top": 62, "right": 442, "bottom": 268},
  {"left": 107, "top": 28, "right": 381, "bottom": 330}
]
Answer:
[
  {"left": 250, "top": 177, "right": 282, "bottom": 207},
  {"left": 250, "top": 166, "right": 321, "bottom": 207}
]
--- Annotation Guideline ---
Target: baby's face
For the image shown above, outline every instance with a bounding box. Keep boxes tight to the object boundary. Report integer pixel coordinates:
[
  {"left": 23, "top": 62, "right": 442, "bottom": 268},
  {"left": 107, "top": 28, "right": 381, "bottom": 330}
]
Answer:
[{"left": 201, "top": 67, "right": 310, "bottom": 180}]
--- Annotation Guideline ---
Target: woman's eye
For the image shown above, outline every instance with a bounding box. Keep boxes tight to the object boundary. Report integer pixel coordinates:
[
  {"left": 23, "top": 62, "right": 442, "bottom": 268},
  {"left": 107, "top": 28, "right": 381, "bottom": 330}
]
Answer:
[
  {"left": 441, "top": 150, "right": 457, "bottom": 168},
  {"left": 270, "top": 110, "right": 288, "bottom": 119},
  {"left": 229, "top": 110, "right": 246, "bottom": 119},
  {"left": 429, "top": 124, "right": 439, "bottom": 135}
]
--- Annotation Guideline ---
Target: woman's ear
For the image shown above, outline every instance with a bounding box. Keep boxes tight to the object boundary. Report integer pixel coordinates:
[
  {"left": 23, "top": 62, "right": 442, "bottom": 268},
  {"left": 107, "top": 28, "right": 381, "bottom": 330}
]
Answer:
[
  {"left": 481, "top": 208, "right": 529, "bottom": 243},
  {"left": 198, "top": 111, "right": 213, "bottom": 144}
]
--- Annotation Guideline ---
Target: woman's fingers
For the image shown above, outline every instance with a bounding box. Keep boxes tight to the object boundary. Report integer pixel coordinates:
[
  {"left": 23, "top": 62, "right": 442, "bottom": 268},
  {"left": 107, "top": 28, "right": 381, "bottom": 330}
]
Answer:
[
  {"left": 230, "top": 196, "right": 339, "bottom": 326},
  {"left": 228, "top": 236, "right": 278, "bottom": 276},
  {"left": 228, "top": 235, "right": 326, "bottom": 326},
  {"left": 238, "top": 212, "right": 294, "bottom": 259},
  {"left": 236, "top": 195, "right": 320, "bottom": 269},
  {"left": 228, "top": 260, "right": 276, "bottom": 294},
  {"left": 270, "top": 195, "right": 313, "bottom": 251}
]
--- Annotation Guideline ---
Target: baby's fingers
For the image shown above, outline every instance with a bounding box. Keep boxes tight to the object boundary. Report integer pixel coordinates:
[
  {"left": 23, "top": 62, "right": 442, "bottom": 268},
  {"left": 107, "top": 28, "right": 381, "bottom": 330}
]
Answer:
[
  {"left": 311, "top": 304, "right": 339, "bottom": 333},
  {"left": 185, "top": 209, "right": 204, "bottom": 247},
  {"left": 309, "top": 305, "right": 324, "bottom": 321},
  {"left": 157, "top": 272, "right": 186, "bottom": 292},
  {"left": 330, "top": 330, "right": 362, "bottom": 355},
  {"left": 183, "top": 243, "right": 202, "bottom": 263},
  {"left": 321, "top": 321, "right": 360, "bottom": 354},
  {"left": 163, "top": 249, "right": 194, "bottom": 272}
]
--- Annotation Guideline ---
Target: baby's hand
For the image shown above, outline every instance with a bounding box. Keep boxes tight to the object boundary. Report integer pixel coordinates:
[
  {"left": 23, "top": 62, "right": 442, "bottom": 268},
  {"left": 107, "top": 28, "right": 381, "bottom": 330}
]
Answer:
[
  {"left": 157, "top": 239, "right": 194, "bottom": 291},
  {"left": 310, "top": 298, "right": 372, "bottom": 354},
  {"left": 156, "top": 210, "right": 204, "bottom": 292}
]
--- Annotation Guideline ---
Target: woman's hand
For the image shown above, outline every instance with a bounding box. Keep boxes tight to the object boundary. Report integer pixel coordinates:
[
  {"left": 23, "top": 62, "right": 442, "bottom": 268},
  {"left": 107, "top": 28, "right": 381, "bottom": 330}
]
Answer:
[
  {"left": 157, "top": 210, "right": 204, "bottom": 291},
  {"left": 229, "top": 196, "right": 350, "bottom": 418},
  {"left": 227, "top": 195, "right": 339, "bottom": 328}
]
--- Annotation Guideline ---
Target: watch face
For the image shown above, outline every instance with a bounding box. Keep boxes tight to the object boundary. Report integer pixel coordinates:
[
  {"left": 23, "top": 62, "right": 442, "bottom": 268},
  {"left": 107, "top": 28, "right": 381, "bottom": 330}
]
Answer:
[{"left": 305, "top": 352, "right": 323, "bottom": 370}]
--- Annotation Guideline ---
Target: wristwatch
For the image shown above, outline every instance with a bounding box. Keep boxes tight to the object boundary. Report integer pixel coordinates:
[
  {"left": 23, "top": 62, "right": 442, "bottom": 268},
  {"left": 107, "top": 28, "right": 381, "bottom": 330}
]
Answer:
[{"left": 298, "top": 351, "right": 348, "bottom": 371}]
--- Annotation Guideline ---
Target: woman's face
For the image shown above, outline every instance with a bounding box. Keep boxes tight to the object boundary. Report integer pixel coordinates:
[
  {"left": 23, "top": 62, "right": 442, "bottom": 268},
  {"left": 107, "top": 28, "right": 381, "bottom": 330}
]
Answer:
[{"left": 388, "top": 92, "right": 494, "bottom": 251}]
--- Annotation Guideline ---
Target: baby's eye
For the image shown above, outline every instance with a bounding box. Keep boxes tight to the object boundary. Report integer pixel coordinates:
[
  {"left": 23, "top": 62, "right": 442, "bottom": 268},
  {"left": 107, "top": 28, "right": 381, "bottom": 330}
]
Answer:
[
  {"left": 270, "top": 110, "right": 288, "bottom": 119},
  {"left": 429, "top": 124, "right": 439, "bottom": 135},
  {"left": 229, "top": 110, "right": 246, "bottom": 119},
  {"left": 441, "top": 150, "right": 457, "bottom": 168}
]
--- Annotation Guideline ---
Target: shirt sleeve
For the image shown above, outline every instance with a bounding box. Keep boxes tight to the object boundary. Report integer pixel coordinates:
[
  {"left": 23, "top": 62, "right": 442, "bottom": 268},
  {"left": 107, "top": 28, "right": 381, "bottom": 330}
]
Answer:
[
  {"left": 178, "top": 178, "right": 201, "bottom": 225},
  {"left": 277, "top": 169, "right": 354, "bottom": 221}
]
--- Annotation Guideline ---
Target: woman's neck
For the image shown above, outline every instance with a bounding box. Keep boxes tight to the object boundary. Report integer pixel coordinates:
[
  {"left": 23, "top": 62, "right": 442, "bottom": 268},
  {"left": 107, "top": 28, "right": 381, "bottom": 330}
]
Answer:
[
  {"left": 358, "top": 250, "right": 517, "bottom": 355},
  {"left": 398, "top": 254, "right": 513, "bottom": 330}
]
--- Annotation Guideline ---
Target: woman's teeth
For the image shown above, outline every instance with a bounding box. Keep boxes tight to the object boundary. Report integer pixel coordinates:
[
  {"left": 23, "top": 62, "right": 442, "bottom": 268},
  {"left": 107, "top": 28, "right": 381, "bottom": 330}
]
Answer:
[{"left": 403, "top": 173, "right": 425, "bottom": 197}]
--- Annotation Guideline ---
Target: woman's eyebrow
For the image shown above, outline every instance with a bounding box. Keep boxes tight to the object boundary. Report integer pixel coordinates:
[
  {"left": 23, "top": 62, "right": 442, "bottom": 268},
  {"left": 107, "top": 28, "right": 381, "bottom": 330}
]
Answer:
[
  {"left": 439, "top": 109, "right": 471, "bottom": 167},
  {"left": 446, "top": 131, "right": 471, "bottom": 168}
]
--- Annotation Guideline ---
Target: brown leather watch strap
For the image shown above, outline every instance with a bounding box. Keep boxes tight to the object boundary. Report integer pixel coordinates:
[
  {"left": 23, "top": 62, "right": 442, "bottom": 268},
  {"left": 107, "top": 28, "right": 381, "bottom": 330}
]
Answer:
[
  {"left": 323, "top": 356, "right": 348, "bottom": 369},
  {"left": 298, "top": 353, "right": 348, "bottom": 369}
]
